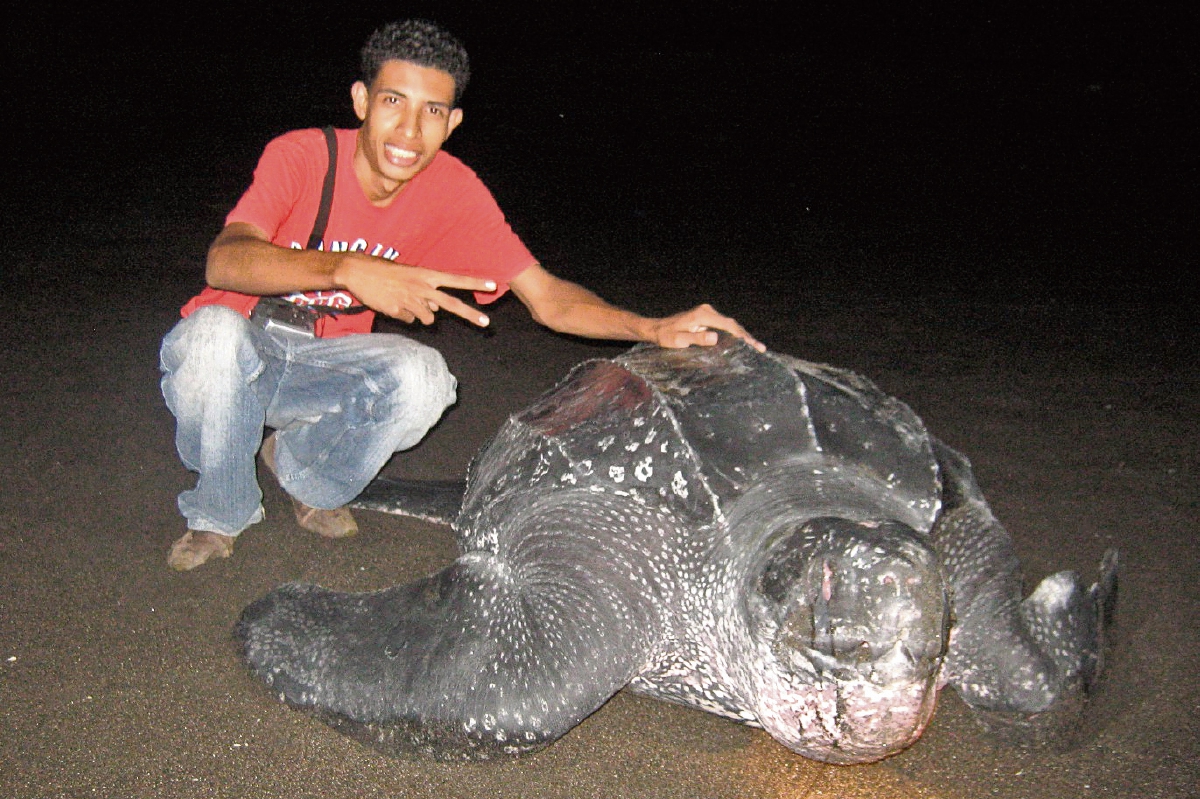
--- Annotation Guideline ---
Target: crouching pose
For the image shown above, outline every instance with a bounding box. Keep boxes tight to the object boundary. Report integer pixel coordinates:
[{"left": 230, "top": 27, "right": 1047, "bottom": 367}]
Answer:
[{"left": 160, "top": 19, "right": 760, "bottom": 571}]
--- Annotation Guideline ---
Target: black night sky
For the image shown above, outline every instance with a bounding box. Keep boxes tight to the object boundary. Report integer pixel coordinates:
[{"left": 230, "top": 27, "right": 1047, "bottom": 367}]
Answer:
[{"left": 7, "top": 1, "right": 1196, "bottom": 304}]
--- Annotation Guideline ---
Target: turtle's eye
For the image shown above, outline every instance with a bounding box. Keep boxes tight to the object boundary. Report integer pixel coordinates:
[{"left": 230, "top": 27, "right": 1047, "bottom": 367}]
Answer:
[
  {"left": 777, "top": 598, "right": 815, "bottom": 650},
  {"left": 757, "top": 529, "right": 810, "bottom": 605}
]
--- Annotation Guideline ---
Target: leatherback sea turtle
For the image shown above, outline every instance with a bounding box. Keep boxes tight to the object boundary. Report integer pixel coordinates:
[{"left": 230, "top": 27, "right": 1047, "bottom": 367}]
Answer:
[{"left": 236, "top": 337, "right": 1117, "bottom": 764}]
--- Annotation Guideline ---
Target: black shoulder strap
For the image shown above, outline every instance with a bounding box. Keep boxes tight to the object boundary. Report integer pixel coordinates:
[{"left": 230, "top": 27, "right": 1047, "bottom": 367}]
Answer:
[
  {"left": 306, "top": 126, "right": 337, "bottom": 250},
  {"left": 299, "top": 125, "right": 369, "bottom": 318}
]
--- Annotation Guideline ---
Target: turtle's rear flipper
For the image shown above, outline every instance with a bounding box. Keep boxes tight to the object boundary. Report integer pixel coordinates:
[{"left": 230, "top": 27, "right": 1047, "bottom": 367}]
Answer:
[
  {"left": 350, "top": 477, "right": 466, "bottom": 526},
  {"left": 931, "top": 442, "right": 1119, "bottom": 747}
]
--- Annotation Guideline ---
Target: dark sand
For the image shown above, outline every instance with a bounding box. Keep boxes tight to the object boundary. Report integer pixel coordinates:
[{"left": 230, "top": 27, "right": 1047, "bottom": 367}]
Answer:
[{"left": 3, "top": 6, "right": 1196, "bottom": 797}]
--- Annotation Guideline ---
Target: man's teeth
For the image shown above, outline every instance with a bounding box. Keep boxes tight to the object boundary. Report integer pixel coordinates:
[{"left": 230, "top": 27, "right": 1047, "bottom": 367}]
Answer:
[{"left": 386, "top": 145, "right": 418, "bottom": 158}]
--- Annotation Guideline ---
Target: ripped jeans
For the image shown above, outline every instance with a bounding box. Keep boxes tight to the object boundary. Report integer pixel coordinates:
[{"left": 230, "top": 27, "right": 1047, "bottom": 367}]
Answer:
[{"left": 159, "top": 305, "right": 456, "bottom": 536}]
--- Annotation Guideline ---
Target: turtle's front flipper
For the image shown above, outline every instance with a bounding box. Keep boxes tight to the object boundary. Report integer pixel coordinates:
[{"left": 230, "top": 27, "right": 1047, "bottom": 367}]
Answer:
[
  {"left": 236, "top": 493, "right": 667, "bottom": 760},
  {"left": 350, "top": 476, "right": 466, "bottom": 526},
  {"left": 930, "top": 442, "right": 1118, "bottom": 746}
]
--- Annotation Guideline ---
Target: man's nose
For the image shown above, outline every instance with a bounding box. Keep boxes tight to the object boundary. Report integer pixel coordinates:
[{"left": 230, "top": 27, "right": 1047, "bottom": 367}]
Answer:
[{"left": 398, "top": 110, "right": 421, "bottom": 138}]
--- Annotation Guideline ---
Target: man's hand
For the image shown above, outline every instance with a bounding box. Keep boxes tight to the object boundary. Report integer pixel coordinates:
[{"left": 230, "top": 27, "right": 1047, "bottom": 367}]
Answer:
[
  {"left": 338, "top": 257, "right": 495, "bottom": 327},
  {"left": 206, "top": 223, "right": 495, "bottom": 328},
  {"left": 647, "top": 304, "right": 766, "bottom": 352}
]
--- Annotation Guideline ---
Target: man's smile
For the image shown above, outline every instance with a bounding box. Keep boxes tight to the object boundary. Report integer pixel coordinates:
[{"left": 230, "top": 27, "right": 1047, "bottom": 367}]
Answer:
[{"left": 385, "top": 143, "right": 421, "bottom": 168}]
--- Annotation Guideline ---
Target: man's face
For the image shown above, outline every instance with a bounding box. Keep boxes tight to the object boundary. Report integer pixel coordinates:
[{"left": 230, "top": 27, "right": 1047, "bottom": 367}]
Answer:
[{"left": 351, "top": 60, "right": 463, "bottom": 204}]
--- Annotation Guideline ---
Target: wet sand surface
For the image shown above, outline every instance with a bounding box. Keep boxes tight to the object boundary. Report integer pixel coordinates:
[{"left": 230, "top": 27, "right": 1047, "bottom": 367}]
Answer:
[{"left": 3, "top": 5, "right": 1196, "bottom": 797}]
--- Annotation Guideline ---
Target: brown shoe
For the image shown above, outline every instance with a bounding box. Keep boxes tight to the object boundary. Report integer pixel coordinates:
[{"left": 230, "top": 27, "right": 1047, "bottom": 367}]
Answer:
[
  {"left": 259, "top": 432, "right": 358, "bottom": 539},
  {"left": 168, "top": 530, "right": 235, "bottom": 571}
]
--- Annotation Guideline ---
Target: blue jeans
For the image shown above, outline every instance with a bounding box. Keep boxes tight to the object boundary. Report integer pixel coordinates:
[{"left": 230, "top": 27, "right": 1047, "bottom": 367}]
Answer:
[{"left": 159, "top": 305, "right": 456, "bottom": 536}]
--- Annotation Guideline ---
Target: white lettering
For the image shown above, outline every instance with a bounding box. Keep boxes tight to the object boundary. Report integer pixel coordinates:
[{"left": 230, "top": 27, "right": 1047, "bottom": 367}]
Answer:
[{"left": 293, "top": 238, "right": 399, "bottom": 260}]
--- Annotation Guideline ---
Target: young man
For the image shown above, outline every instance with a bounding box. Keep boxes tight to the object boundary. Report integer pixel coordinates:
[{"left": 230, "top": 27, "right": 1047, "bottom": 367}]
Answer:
[{"left": 160, "top": 19, "right": 761, "bottom": 571}]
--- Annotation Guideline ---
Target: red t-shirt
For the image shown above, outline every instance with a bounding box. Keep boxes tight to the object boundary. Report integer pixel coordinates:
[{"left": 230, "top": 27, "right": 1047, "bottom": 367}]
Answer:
[{"left": 181, "top": 128, "right": 536, "bottom": 336}]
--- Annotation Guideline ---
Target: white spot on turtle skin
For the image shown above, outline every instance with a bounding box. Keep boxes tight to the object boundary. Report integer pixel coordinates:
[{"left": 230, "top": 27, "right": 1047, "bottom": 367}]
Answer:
[
  {"left": 625, "top": 441, "right": 640, "bottom": 452},
  {"left": 598, "top": 435, "right": 615, "bottom": 451},
  {"left": 635, "top": 457, "right": 654, "bottom": 482},
  {"left": 671, "top": 471, "right": 689, "bottom": 498},
  {"left": 609, "top": 465, "right": 626, "bottom": 482},
  {"left": 1029, "top": 573, "right": 1077, "bottom": 612},
  {"left": 560, "top": 472, "right": 577, "bottom": 484}
]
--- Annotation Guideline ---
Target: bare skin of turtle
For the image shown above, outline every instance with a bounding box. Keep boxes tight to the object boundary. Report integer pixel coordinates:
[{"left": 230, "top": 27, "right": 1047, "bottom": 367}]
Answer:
[{"left": 236, "top": 337, "right": 1117, "bottom": 763}]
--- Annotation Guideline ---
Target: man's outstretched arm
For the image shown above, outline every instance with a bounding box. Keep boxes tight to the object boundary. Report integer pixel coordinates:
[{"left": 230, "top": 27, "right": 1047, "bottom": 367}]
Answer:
[{"left": 509, "top": 263, "right": 764, "bottom": 351}]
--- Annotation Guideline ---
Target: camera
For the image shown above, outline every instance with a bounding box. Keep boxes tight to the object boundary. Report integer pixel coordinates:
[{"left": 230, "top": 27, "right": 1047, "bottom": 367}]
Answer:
[{"left": 250, "top": 297, "right": 320, "bottom": 338}]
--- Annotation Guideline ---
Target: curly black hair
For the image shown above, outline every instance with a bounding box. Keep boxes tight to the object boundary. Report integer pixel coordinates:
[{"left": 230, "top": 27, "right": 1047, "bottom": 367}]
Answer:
[{"left": 360, "top": 19, "right": 470, "bottom": 105}]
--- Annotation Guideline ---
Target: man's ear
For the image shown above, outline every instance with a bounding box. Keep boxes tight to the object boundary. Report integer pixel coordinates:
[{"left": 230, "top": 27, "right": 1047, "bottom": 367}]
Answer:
[
  {"left": 446, "top": 107, "right": 464, "bottom": 138},
  {"left": 351, "top": 81, "right": 369, "bottom": 121}
]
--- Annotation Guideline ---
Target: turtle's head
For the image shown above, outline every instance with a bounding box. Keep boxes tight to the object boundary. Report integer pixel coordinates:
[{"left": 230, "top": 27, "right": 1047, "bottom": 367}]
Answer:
[{"left": 742, "top": 517, "right": 949, "bottom": 763}]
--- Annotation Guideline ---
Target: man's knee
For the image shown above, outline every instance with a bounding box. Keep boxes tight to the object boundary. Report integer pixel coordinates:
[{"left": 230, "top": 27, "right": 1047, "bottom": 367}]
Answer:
[
  {"left": 369, "top": 338, "right": 457, "bottom": 432},
  {"left": 397, "top": 341, "right": 456, "bottom": 410},
  {"left": 161, "top": 306, "right": 263, "bottom": 379}
]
